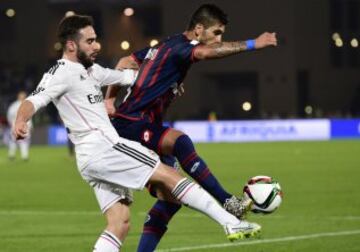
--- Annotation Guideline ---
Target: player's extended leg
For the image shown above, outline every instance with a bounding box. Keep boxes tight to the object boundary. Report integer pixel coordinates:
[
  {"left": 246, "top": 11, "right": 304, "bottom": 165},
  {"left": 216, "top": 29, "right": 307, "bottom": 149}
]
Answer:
[
  {"left": 137, "top": 156, "right": 182, "bottom": 252},
  {"left": 161, "top": 129, "right": 251, "bottom": 219},
  {"left": 93, "top": 201, "right": 130, "bottom": 252},
  {"left": 148, "top": 163, "right": 261, "bottom": 242}
]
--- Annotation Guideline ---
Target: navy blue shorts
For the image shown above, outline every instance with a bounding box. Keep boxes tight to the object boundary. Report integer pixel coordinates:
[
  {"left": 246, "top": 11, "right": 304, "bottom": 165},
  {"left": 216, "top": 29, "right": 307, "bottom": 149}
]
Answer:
[
  {"left": 111, "top": 117, "right": 177, "bottom": 197},
  {"left": 111, "top": 118, "right": 170, "bottom": 154}
]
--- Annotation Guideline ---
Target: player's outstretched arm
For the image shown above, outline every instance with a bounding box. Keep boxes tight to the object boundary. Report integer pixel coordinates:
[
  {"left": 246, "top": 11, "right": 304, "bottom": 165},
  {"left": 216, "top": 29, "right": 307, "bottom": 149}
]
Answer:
[
  {"left": 115, "top": 56, "right": 140, "bottom": 70},
  {"left": 13, "top": 100, "right": 35, "bottom": 140},
  {"left": 105, "top": 56, "right": 140, "bottom": 115},
  {"left": 194, "top": 32, "right": 277, "bottom": 60}
]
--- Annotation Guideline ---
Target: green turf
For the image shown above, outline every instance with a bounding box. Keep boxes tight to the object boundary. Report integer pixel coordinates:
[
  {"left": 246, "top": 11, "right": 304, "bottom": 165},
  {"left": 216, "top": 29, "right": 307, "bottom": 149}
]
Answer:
[{"left": 0, "top": 140, "right": 359, "bottom": 251}]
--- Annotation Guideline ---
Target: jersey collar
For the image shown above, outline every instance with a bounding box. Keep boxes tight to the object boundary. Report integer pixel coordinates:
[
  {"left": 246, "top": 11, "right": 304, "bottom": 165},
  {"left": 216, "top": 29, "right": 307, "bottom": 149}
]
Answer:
[{"left": 59, "top": 58, "right": 89, "bottom": 72}]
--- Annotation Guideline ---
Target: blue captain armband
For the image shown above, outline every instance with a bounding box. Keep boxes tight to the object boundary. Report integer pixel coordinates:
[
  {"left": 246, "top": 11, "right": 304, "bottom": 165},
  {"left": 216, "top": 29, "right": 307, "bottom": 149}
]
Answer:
[{"left": 246, "top": 39, "right": 256, "bottom": 51}]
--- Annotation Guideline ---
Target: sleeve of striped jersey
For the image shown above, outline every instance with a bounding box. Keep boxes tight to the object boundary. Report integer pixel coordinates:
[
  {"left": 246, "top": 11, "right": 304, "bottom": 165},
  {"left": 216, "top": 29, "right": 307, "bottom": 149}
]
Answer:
[
  {"left": 97, "top": 68, "right": 137, "bottom": 87},
  {"left": 131, "top": 47, "right": 150, "bottom": 65},
  {"left": 175, "top": 42, "right": 199, "bottom": 63},
  {"left": 26, "top": 74, "right": 68, "bottom": 112}
]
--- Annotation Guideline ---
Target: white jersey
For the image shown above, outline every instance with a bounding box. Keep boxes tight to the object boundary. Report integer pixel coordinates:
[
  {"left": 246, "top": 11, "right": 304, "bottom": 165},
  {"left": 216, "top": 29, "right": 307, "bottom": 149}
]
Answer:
[
  {"left": 26, "top": 59, "right": 137, "bottom": 169},
  {"left": 7, "top": 100, "right": 33, "bottom": 130}
]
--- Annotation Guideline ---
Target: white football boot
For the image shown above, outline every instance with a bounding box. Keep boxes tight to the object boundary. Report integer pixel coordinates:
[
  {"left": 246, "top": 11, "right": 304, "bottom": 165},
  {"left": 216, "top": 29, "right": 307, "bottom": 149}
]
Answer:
[{"left": 224, "top": 220, "right": 261, "bottom": 241}]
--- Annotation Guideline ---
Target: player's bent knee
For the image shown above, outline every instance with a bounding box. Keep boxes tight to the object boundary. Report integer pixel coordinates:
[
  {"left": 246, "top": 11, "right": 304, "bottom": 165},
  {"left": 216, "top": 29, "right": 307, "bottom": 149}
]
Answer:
[
  {"left": 161, "top": 129, "right": 185, "bottom": 155},
  {"left": 150, "top": 162, "right": 184, "bottom": 189}
]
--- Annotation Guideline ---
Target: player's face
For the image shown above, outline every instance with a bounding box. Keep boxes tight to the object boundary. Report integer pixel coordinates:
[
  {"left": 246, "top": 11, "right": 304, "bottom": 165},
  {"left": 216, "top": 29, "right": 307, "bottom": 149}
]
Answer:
[
  {"left": 75, "top": 26, "right": 100, "bottom": 68},
  {"left": 197, "top": 22, "right": 225, "bottom": 45},
  {"left": 17, "top": 91, "right": 27, "bottom": 101}
]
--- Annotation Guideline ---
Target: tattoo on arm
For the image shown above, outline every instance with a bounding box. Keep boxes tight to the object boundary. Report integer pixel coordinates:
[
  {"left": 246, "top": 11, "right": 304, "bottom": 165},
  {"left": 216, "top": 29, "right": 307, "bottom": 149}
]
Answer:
[
  {"left": 129, "top": 61, "right": 139, "bottom": 69},
  {"left": 208, "top": 41, "right": 248, "bottom": 58}
]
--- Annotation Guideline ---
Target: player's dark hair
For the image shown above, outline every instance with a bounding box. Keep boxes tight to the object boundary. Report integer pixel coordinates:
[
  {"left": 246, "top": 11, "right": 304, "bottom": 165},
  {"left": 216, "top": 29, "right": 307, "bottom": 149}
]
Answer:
[
  {"left": 187, "top": 4, "right": 228, "bottom": 30},
  {"left": 57, "top": 15, "right": 94, "bottom": 49}
]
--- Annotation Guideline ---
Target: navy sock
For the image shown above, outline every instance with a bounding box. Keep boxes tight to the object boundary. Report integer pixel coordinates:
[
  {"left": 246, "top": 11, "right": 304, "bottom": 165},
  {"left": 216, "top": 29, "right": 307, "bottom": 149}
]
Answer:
[
  {"left": 137, "top": 200, "right": 181, "bottom": 252},
  {"left": 173, "top": 134, "right": 232, "bottom": 205}
]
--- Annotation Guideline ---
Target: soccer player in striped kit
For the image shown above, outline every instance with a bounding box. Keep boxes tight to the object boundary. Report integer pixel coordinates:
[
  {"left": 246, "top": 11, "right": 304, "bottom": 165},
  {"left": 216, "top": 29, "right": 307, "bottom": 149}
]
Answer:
[
  {"left": 105, "top": 4, "right": 277, "bottom": 251},
  {"left": 14, "top": 14, "right": 261, "bottom": 252}
]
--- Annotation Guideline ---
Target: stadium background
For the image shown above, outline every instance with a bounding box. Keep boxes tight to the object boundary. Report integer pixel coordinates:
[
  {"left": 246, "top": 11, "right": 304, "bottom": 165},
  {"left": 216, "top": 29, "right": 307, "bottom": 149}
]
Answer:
[{"left": 0, "top": 0, "right": 359, "bottom": 251}]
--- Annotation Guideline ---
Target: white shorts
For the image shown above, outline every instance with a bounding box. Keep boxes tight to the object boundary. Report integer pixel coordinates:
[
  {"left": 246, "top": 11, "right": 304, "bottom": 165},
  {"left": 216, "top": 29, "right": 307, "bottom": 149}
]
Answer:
[
  {"left": 92, "top": 182, "right": 134, "bottom": 213},
  {"left": 81, "top": 139, "right": 160, "bottom": 213}
]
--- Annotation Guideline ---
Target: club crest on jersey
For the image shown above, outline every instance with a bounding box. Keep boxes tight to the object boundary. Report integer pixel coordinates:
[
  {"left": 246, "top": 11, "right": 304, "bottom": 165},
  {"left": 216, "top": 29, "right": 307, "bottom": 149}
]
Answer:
[
  {"left": 142, "top": 130, "right": 153, "bottom": 143},
  {"left": 145, "top": 48, "right": 159, "bottom": 60}
]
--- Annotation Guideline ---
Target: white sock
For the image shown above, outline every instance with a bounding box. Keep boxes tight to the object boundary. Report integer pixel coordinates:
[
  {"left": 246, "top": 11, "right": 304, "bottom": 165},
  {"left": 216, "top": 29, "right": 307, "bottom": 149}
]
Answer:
[
  {"left": 93, "top": 230, "right": 122, "bottom": 252},
  {"left": 8, "top": 139, "right": 16, "bottom": 158},
  {"left": 172, "top": 178, "right": 240, "bottom": 226}
]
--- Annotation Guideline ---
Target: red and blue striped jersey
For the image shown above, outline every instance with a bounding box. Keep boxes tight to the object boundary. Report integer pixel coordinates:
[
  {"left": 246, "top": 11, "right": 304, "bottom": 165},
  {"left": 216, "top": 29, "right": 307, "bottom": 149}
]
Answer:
[{"left": 115, "top": 33, "right": 199, "bottom": 123}]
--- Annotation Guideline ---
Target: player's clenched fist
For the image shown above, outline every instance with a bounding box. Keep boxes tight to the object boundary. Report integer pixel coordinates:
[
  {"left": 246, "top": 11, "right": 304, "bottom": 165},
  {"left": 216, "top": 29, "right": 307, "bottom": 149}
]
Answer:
[
  {"left": 255, "top": 32, "right": 277, "bottom": 49},
  {"left": 13, "top": 121, "right": 28, "bottom": 140}
]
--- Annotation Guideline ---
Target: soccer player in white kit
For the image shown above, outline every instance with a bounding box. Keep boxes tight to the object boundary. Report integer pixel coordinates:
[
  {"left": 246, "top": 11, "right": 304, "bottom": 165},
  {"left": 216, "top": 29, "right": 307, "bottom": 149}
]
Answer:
[
  {"left": 7, "top": 91, "right": 32, "bottom": 161},
  {"left": 13, "top": 15, "right": 261, "bottom": 252}
]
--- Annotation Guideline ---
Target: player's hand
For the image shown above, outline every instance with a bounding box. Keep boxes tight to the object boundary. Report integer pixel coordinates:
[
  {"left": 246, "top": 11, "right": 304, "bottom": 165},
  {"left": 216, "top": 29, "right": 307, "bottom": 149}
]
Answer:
[
  {"left": 255, "top": 32, "right": 277, "bottom": 49},
  {"left": 105, "top": 98, "right": 116, "bottom": 116},
  {"left": 13, "top": 121, "right": 28, "bottom": 140}
]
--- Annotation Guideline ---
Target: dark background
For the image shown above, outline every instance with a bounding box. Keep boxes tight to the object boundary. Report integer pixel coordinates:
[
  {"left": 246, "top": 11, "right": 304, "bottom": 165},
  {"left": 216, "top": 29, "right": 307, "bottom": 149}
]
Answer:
[{"left": 0, "top": 0, "right": 359, "bottom": 123}]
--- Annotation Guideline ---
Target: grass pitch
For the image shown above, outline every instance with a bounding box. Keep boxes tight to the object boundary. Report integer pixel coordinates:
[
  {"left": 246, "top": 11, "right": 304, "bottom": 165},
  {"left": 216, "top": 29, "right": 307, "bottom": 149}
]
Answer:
[{"left": 0, "top": 140, "right": 359, "bottom": 251}]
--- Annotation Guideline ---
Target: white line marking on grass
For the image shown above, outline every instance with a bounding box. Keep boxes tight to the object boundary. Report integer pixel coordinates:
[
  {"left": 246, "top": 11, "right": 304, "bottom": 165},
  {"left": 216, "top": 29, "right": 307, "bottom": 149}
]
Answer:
[
  {"left": 330, "top": 216, "right": 360, "bottom": 220},
  {"left": 1, "top": 210, "right": 360, "bottom": 222},
  {"left": 155, "top": 229, "right": 360, "bottom": 252}
]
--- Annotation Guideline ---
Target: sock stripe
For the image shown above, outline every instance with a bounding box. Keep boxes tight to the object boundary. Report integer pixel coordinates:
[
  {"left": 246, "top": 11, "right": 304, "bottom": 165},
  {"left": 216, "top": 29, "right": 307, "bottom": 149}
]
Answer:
[
  {"left": 150, "top": 208, "right": 171, "bottom": 222},
  {"left": 198, "top": 168, "right": 210, "bottom": 181},
  {"left": 172, "top": 179, "right": 190, "bottom": 195},
  {"left": 144, "top": 226, "right": 166, "bottom": 237},
  {"left": 172, "top": 179, "right": 192, "bottom": 198},
  {"left": 101, "top": 231, "right": 121, "bottom": 247},
  {"left": 181, "top": 152, "right": 197, "bottom": 167},
  {"left": 100, "top": 236, "right": 120, "bottom": 249},
  {"left": 100, "top": 236, "right": 119, "bottom": 249},
  {"left": 177, "top": 183, "right": 196, "bottom": 200}
]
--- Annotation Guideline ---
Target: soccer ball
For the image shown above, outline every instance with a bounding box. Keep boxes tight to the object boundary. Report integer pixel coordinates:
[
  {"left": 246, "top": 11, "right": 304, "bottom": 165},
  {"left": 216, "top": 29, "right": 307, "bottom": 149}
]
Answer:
[{"left": 243, "top": 175, "right": 282, "bottom": 214}]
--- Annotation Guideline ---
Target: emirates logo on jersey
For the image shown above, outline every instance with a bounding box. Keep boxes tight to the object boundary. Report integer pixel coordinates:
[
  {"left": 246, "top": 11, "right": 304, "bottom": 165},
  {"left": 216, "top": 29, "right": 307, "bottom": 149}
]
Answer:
[
  {"left": 87, "top": 85, "right": 103, "bottom": 104},
  {"left": 142, "top": 130, "right": 153, "bottom": 143}
]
